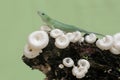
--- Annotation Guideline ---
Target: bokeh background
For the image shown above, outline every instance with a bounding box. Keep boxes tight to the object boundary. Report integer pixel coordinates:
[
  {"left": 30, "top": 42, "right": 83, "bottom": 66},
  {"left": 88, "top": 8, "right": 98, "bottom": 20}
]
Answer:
[{"left": 0, "top": 0, "right": 120, "bottom": 80}]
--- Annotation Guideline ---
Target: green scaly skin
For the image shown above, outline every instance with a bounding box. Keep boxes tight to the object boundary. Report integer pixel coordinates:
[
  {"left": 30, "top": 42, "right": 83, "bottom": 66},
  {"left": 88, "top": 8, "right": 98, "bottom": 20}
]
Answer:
[{"left": 37, "top": 11, "right": 104, "bottom": 36}]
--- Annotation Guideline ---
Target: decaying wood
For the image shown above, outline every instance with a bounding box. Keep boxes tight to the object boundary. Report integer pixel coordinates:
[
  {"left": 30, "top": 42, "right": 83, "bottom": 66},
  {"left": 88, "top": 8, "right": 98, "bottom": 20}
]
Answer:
[{"left": 22, "top": 34, "right": 120, "bottom": 80}]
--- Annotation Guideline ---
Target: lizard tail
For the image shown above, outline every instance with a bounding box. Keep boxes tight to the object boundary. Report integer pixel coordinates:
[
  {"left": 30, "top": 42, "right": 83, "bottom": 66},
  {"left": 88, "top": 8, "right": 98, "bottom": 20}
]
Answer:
[{"left": 78, "top": 29, "right": 105, "bottom": 36}]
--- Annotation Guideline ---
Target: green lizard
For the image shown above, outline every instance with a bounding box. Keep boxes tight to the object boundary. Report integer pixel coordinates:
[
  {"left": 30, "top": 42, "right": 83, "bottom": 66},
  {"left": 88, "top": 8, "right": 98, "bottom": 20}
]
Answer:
[{"left": 37, "top": 11, "right": 104, "bottom": 36}]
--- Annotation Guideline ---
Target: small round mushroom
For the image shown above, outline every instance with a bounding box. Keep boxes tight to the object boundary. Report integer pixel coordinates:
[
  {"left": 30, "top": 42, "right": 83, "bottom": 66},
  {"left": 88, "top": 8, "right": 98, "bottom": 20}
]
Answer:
[
  {"left": 113, "top": 33, "right": 120, "bottom": 51},
  {"left": 58, "top": 64, "right": 64, "bottom": 69},
  {"left": 55, "top": 35, "right": 70, "bottom": 49},
  {"left": 40, "top": 25, "right": 51, "bottom": 32},
  {"left": 66, "top": 32, "right": 74, "bottom": 42},
  {"left": 50, "top": 29, "right": 64, "bottom": 38},
  {"left": 71, "top": 31, "right": 82, "bottom": 43},
  {"left": 75, "top": 68, "right": 87, "bottom": 79},
  {"left": 72, "top": 66, "right": 79, "bottom": 76},
  {"left": 110, "top": 46, "right": 120, "bottom": 55},
  {"left": 85, "top": 33, "right": 97, "bottom": 43},
  {"left": 72, "top": 66, "right": 88, "bottom": 79},
  {"left": 113, "top": 33, "right": 120, "bottom": 42},
  {"left": 79, "top": 37, "right": 84, "bottom": 43},
  {"left": 113, "top": 43, "right": 120, "bottom": 51},
  {"left": 24, "top": 44, "right": 42, "bottom": 59},
  {"left": 96, "top": 35, "right": 113, "bottom": 50},
  {"left": 28, "top": 31, "right": 49, "bottom": 49},
  {"left": 77, "top": 59, "right": 90, "bottom": 69},
  {"left": 63, "top": 57, "right": 74, "bottom": 67}
]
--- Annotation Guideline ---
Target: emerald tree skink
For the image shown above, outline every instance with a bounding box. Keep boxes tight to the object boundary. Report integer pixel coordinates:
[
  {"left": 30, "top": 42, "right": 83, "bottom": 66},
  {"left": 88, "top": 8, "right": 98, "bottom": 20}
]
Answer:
[{"left": 37, "top": 11, "right": 104, "bottom": 36}]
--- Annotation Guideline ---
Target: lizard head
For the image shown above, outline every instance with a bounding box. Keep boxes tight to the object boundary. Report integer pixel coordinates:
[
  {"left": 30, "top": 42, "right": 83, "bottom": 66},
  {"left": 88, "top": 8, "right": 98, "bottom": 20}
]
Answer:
[{"left": 37, "top": 11, "right": 51, "bottom": 23}]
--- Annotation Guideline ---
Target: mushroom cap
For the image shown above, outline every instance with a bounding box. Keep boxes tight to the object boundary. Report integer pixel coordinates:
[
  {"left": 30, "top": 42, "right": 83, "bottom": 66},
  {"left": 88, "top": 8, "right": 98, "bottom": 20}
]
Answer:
[
  {"left": 96, "top": 35, "right": 113, "bottom": 50},
  {"left": 28, "top": 31, "right": 49, "bottom": 49},
  {"left": 79, "top": 37, "right": 84, "bottom": 43},
  {"left": 72, "top": 66, "right": 88, "bottom": 79},
  {"left": 71, "top": 31, "right": 82, "bottom": 43},
  {"left": 63, "top": 57, "right": 74, "bottom": 67},
  {"left": 66, "top": 32, "right": 74, "bottom": 42},
  {"left": 113, "top": 42, "right": 120, "bottom": 51},
  {"left": 72, "top": 66, "right": 79, "bottom": 76},
  {"left": 113, "top": 33, "right": 120, "bottom": 42},
  {"left": 113, "top": 33, "right": 120, "bottom": 51},
  {"left": 40, "top": 25, "right": 51, "bottom": 32},
  {"left": 24, "top": 44, "right": 42, "bottom": 59},
  {"left": 76, "top": 69, "right": 86, "bottom": 79},
  {"left": 50, "top": 29, "right": 64, "bottom": 38},
  {"left": 58, "top": 64, "right": 64, "bottom": 69},
  {"left": 85, "top": 33, "right": 97, "bottom": 43},
  {"left": 77, "top": 59, "right": 90, "bottom": 69},
  {"left": 55, "top": 35, "right": 70, "bottom": 49},
  {"left": 110, "top": 46, "right": 120, "bottom": 55}
]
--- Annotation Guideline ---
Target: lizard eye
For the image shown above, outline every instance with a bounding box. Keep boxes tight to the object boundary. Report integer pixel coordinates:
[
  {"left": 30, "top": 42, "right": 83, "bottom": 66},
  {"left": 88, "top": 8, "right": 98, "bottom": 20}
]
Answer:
[{"left": 42, "top": 13, "right": 45, "bottom": 15}]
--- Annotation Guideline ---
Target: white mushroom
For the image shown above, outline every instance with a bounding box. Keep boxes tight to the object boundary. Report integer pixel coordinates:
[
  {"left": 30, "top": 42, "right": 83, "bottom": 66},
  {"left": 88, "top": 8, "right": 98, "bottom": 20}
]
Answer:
[
  {"left": 77, "top": 59, "right": 90, "bottom": 69},
  {"left": 50, "top": 29, "right": 64, "bottom": 38},
  {"left": 28, "top": 31, "right": 49, "bottom": 49},
  {"left": 113, "top": 33, "right": 120, "bottom": 42},
  {"left": 110, "top": 46, "right": 120, "bottom": 55},
  {"left": 85, "top": 33, "right": 97, "bottom": 43},
  {"left": 72, "top": 59, "right": 90, "bottom": 78},
  {"left": 72, "top": 66, "right": 88, "bottom": 79},
  {"left": 71, "top": 31, "right": 82, "bottom": 43},
  {"left": 113, "top": 43, "right": 120, "bottom": 51},
  {"left": 66, "top": 32, "right": 74, "bottom": 42},
  {"left": 58, "top": 64, "right": 64, "bottom": 69},
  {"left": 40, "top": 25, "right": 51, "bottom": 32},
  {"left": 113, "top": 33, "right": 120, "bottom": 51},
  {"left": 75, "top": 68, "right": 87, "bottom": 79},
  {"left": 79, "top": 37, "right": 84, "bottom": 43},
  {"left": 24, "top": 44, "right": 42, "bottom": 59},
  {"left": 55, "top": 35, "right": 70, "bottom": 49},
  {"left": 72, "top": 66, "right": 79, "bottom": 76},
  {"left": 108, "top": 33, "right": 120, "bottom": 55},
  {"left": 96, "top": 35, "right": 113, "bottom": 50},
  {"left": 63, "top": 57, "right": 74, "bottom": 67}
]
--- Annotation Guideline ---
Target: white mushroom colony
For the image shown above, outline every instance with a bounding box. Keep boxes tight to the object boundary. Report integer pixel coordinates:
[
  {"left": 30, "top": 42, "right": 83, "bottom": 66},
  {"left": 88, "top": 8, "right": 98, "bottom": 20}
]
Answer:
[
  {"left": 110, "top": 33, "right": 120, "bottom": 55},
  {"left": 62, "top": 57, "right": 90, "bottom": 79},
  {"left": 72, "top": 59, "right": 90, "bottom": 79},
  {"left": 24, "top": 26, "right": 120, "bottom": 58},
  {"left": 96, "top": 35, "right": 113, "bottom": 50},
  {"left": 23, "top": 25, "right": 120, "bottom": 79},
  {"left": 96, "top": 34, "right": 120, "bottom": 55}
]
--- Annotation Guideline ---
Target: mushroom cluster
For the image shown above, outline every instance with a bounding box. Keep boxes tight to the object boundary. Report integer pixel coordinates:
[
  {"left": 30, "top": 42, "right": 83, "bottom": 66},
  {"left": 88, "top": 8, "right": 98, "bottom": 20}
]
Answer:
[
  {"left": 72, "top": 59, "right": 90, "bottom": 79},
  {"left": 24, "top": 30, "right": 49, "bottom": 58},
  {"left": 24, "top": 26, "right": 120, "bottom": 58},
  {"left": 96, "top": 33, "right": 120, "bottom": 55},
  {"left": 59, "top": 57, "right": 90, "bottom": 79},
  {"left": 50, "top": 29, "right": 83, "bottom": 49},
  {"left": 23, "top": 27, "right": 85, "bottom": 59},
  {"left": 23, "top": 25, "right": 120, "bottom": 80},
  {"left": 110, "top": 33, "right": 120, "bottom": 55}
]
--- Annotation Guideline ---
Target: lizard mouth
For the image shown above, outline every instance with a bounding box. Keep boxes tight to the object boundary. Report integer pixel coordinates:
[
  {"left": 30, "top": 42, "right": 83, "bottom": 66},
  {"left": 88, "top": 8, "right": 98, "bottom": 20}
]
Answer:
[{"left": 37, "top": 11, "right": 45, "bottom": 16}]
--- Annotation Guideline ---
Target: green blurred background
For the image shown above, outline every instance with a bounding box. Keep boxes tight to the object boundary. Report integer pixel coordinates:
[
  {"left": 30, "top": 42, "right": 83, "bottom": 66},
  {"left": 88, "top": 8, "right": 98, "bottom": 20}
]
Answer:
[{"left": 0, "top": 0, "right": 120, "bottom": 80}]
